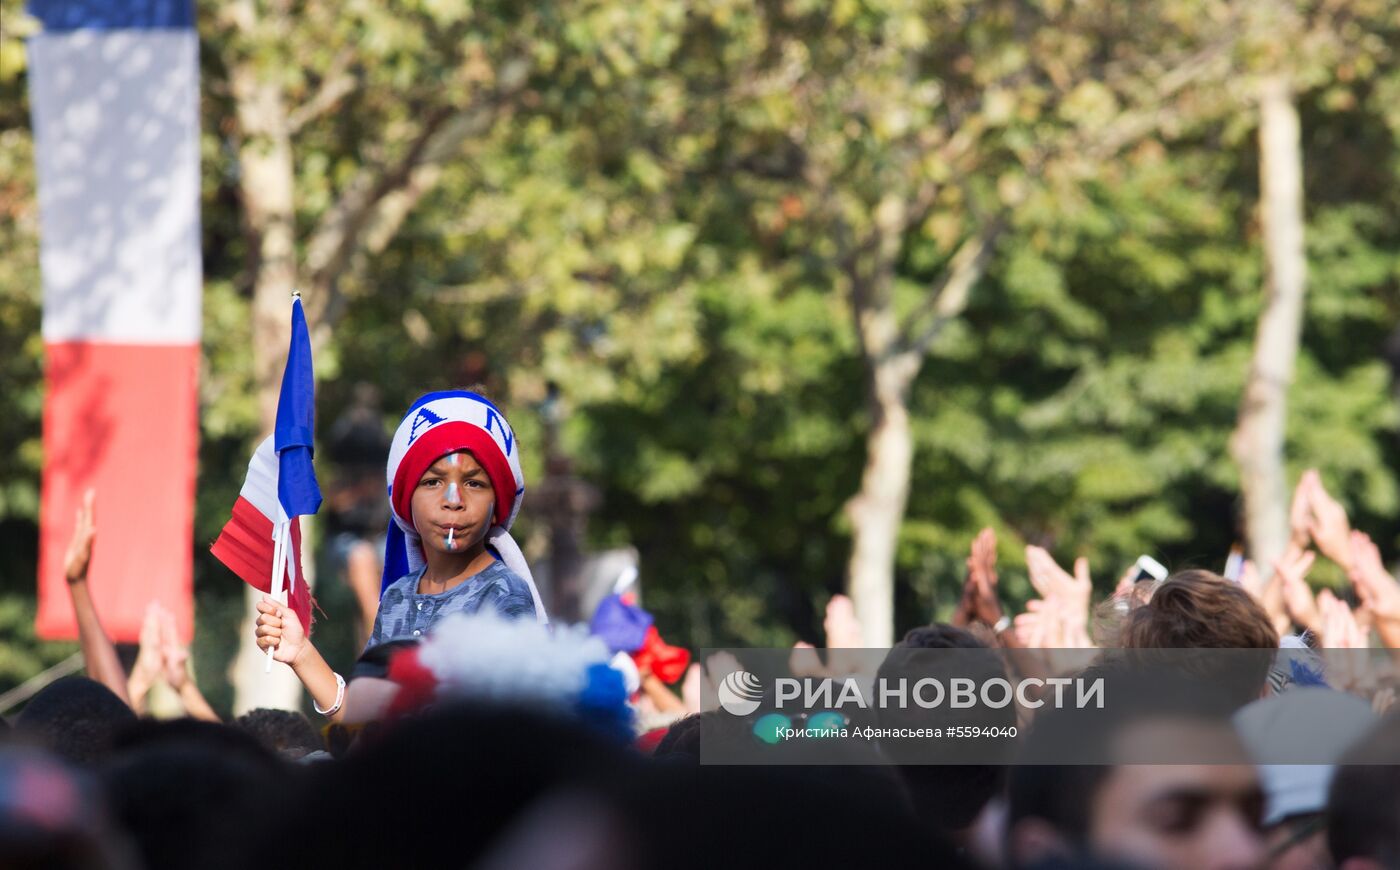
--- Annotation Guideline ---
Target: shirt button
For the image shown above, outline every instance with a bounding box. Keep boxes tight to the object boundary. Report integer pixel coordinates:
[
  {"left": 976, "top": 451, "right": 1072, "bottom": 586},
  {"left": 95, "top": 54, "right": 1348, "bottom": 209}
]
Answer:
[{"left": 413, "top": 630, "right": 421, "bottom": 637}]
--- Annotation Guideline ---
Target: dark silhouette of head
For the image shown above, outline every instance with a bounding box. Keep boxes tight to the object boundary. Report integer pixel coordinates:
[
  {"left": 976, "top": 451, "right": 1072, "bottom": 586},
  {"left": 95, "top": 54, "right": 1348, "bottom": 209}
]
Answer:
[
  {"left": 234, "top": 708, "right": 324, "bottom": 759},
  {"left": 14, "top": 677, "right": 135, "bottom": 766}
]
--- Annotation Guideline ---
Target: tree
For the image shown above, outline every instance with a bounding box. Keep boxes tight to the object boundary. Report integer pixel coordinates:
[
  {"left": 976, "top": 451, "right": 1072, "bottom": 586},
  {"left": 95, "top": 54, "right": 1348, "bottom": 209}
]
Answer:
[
  {"left": 656, "top": 0, "right": 1239, "bottom": 643},
  {"left": 1231, "top": 0, "right": 1389, "bottom": 575}
]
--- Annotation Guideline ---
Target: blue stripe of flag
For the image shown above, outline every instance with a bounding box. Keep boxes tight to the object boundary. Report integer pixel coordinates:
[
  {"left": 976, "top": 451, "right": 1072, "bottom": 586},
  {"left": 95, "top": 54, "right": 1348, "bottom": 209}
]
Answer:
[
  {"left": 27, "top": 0, "right": 194, "bottom": 32},
  {"left": 274, "top": 298, "right": 322, "bottom": 518}
]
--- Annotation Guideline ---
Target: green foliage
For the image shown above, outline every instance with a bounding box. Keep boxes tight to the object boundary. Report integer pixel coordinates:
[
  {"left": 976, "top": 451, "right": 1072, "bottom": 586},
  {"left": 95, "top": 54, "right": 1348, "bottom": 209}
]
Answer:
[{"left": 3, "top": 0, "right": 1400, "bottom": 680}]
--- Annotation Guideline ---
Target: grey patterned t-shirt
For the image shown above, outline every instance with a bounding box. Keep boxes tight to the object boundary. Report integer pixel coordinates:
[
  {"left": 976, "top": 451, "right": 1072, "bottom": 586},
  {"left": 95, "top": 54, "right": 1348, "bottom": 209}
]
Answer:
[{"left": 366, "top": 559, "right": 535, "bottom": 650}]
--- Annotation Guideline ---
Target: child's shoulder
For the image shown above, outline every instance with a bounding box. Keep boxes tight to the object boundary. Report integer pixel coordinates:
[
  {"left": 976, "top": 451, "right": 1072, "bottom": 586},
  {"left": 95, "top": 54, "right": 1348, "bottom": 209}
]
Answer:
[
  {"left": 381, "top": 568, "right": 424, "bottom": 603},
  {"left": 478, "top": 558, "right": 531, "bottom": 597}
]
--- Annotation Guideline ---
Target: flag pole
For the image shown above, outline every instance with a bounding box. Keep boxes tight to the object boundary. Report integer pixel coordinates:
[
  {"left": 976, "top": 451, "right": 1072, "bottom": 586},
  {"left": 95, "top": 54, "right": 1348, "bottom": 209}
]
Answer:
[{"left": 266, "top": 509, "right": 288, "bottom": 672}]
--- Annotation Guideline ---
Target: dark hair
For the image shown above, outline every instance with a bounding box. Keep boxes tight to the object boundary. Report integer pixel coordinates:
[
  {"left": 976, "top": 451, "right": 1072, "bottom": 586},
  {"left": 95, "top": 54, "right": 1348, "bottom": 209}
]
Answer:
[
  {"left": 102, "top": 720, "right": 289, "bottom": 870},
  {"left": 627, "top": 758, "right": 961, "bottom": 870},
  {"left": 1328, "top": 713, "right": 1400, "bottom": 866},
  {"left": 234, "top": 708, "right": 324, "bottom": 758},
  {"left": 264, "top": 703, "right": 635, "bottom": 868},
  {"left": 650, "top": 710, "right": 754, "bottom": 763},
  {"left": 897, "top": 623, "right": 988, "bottom": 650},
  {"left": 651, "top": 712, "right": 706, "bottom": 760},
  {"left": 13, "top": 677, "right": 135, "bottom": 766},
  {"left": 877, "top": 624, "right": 1010, "bottom": 835}
]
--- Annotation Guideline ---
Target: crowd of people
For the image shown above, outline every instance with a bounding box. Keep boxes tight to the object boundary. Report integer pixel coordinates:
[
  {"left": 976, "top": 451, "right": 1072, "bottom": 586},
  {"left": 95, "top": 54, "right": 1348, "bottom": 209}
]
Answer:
[{"left": 5, "top": 389, "right": 1400, "bottom": 870}]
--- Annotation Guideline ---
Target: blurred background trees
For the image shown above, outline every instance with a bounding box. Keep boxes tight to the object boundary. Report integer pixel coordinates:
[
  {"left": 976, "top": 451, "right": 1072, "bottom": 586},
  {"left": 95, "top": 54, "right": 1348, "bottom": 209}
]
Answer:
[{"left": 4, "top": 0, "right": 1400, "bottom": 704}]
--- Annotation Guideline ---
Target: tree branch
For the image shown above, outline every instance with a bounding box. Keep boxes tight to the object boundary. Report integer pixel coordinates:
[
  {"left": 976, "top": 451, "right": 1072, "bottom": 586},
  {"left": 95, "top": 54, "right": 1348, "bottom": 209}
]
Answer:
[
  {"left": 286, "top": 49, "right": 358, "bottom": 135},
  {"left": 301, "top": 56, "right": 530, "bottom": 328},
  {"left": 898, "top": 217, "right": 1006, "bottom": 357}
]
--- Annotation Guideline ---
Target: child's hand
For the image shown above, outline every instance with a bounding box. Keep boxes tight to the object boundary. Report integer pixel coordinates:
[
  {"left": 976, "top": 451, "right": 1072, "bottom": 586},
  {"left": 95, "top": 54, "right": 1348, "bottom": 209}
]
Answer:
[{"left": 255, "top": 594, "right": 306, "bottom": 666}]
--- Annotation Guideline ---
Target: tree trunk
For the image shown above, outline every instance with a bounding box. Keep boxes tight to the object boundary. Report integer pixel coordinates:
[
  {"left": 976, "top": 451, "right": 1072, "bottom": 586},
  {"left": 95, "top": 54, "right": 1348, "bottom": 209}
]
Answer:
[
  {"left": 229, "top": 62, "right": 305, "bottom": 713},
  {"left": 845, "top": 349, "right": 919, "bottom": 648},
  {"left": 231, "top": 66, "right": 299, "bottom": 431},
  {"left": 840, "top": 199, "right": 1000, "bottom": 647},
  {"left": 1232, "top": 74, "right": 1307, "bottom": 576}
]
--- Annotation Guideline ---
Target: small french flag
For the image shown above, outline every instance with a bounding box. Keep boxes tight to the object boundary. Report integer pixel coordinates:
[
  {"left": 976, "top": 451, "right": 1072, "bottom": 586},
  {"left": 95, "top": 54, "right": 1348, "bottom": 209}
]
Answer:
[{"left": 212, "top": 297, "right": 321, "bottom": 639}]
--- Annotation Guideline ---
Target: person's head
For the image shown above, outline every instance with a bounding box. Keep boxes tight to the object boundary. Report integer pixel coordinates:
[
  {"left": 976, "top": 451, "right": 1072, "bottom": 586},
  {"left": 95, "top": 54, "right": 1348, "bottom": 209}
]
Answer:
[
  {"left": 266, "top": 704, "right": 637, "bottom": 868},
  {"left": 632, "top": 733, "right": 960, "bottom": 870},
  {"left": 383, "top": 391, "right": 538, "bottom": 609},
  {"left": 1120, "top": 570, "right": 1278, "bottom": 650},
  {"left": 877, "top": 624, "right": 1010, "bottom": 842},
  {"left": 650, "top": 711, "right": 752, "bottom": 763},
  {"left": 1234, "top": 688, "right": 1376, "bottom": 870},
  {"left": 1117, "top": 570, "right": 1279, "bottom": 707},
  {"left": 1327, "top": 712, "right": 1400, "bottom": 870},
  {"left": 13, "top": 677, "right": 135, "bottom": 766},
  {"left": 1008, "top": 671, "right": 1265, "bottom": 870},
  {"left": 896, "top": 623, "right": 988, "bottom": 651},
  {"left": 386, "top": 391, "right": 523, "bottom": 545},
  {"left": 233, "top": 708, "right": 324, "bottom": 759},
  {"left": 102, "top": 719, "right": 287, "bottom": 870}
]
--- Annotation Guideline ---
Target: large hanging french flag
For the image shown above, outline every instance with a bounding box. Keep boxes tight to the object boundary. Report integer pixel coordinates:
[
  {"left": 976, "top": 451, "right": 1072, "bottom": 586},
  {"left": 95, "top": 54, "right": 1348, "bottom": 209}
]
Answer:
[{"left": 28, "top": 0, "right": 203, "bottom": 643}]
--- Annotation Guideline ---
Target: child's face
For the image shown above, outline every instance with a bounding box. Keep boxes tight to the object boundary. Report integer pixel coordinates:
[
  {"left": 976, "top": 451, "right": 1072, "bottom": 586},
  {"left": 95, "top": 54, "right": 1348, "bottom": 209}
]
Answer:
[{"left": 410, "top": 450, "right": 495, "bottom": 556}]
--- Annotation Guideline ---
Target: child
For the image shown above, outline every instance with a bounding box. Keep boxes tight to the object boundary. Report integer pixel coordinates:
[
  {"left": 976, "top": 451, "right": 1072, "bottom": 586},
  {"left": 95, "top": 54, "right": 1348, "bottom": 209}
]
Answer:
[{"left": 255, "top": 390, "right": 547, "bottom": 719}]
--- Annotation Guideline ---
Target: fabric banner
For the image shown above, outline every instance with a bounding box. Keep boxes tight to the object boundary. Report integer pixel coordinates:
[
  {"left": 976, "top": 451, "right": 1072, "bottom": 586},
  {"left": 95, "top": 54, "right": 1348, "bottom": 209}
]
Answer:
[{"left": 29, "top": 0, "right": 202, "bottom": 642}]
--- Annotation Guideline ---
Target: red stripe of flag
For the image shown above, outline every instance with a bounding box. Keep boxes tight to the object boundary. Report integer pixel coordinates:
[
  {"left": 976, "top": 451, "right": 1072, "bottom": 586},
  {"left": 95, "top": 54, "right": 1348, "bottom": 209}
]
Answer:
[
  {"left": 37, "top": 342, "right": 198, "bottom": 643},
  {"left": 211, "top": 496, "right": 312, "bottom": 633}
]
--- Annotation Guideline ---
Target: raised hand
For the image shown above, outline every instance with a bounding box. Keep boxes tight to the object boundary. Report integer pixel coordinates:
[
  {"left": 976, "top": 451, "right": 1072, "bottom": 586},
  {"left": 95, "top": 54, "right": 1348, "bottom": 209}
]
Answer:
[
  {"left": 1317, "top": 589, "right": 1367, "bottom": 649},
  {"left": 1348, "top": 531, "right": 1400, "bottom": 624},
  {"left": 965, "top": 528, "right": 1004, "bottom": 626},
  {"left": 126, "top": 602, "right": 167, "bottom": 713},
  {"left": 705, "top": 650, "right": 743, "bottom": 685},
  {"left": 1026, "top": 547, "right": 1091, "bottom": 612},
  {"left": 824, "top": 594, "right": 864, "bottom": 648},
  {"left": 1014, "top": 598, "right": 1056, "bottom": 648},
  {"left": 823, "top": 594, "right": 869, "bottom": 679},
  {"left": 159, "top": 606, "right": 190, "bottom": 690},
  {"left": 255, "top": 593, "right": 307, "bottom": 666},
  {"left": 1113, "top": 563, "right": 1138, "bottom": 599},
  {"left": 681, "top": 662, "right": 702, "bottom": 713},
  {"left": 63, "top": 489, "right": 97, "bottom": 584},
  {"left": 132, "top": 602, "right": 165, "bottom": 687},
  {"left": 1288, "top": 472, "right": 1312, "bottom": 549},
  {"left": 1238, "top": 558, "right": 1264, "bottom": 601},
  {"left": 1305, "top": 471, "right": 1352, "bottom": 568},
  {"left": 788, "top": 641, "right": 828, "bottom": 678},
  {"left": 1274, "top": 544, "right": 1319, "bottom": 632},
  {"left": 1025, "top": 546, "right": 1092, "bottom": 645}
]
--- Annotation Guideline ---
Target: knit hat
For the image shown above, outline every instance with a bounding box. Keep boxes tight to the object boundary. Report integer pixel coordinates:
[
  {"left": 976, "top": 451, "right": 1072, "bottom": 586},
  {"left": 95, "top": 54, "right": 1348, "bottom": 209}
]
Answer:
[{"left": 381, "top": 390, "right": 546, "bottom": 622}]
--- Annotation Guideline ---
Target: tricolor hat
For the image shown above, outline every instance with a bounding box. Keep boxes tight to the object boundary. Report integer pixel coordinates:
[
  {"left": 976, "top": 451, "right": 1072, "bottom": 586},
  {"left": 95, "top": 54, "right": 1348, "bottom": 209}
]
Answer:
[{"left": 381, "top": 390, "right": 545, "bottom": 621}]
